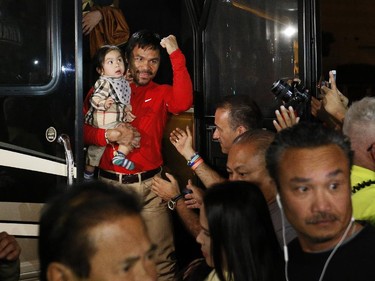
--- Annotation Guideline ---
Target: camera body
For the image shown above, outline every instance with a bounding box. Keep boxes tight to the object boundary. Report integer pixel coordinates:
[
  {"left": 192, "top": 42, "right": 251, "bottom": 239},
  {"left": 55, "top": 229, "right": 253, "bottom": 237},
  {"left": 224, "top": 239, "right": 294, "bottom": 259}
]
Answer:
[{"left": 270, "top": 79, "right": 310, "bottom": 108}]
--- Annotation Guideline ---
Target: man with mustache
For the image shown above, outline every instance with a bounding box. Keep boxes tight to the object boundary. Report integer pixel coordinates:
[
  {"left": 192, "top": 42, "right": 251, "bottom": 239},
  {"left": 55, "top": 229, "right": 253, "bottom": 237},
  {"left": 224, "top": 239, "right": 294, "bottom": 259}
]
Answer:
[
  {"left": 84, "top": 30, "right": 193, "bottom": 280},
  {"left": 265, "top": 122, "right": 375, "bottom": 281}
]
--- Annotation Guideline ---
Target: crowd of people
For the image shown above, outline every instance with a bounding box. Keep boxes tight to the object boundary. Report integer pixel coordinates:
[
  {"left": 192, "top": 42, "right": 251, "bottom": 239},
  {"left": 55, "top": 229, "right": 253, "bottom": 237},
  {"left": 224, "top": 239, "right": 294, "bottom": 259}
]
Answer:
[
  {"left": 5, "top": 3, "right": 375, "bottom": 280},
  {"left": 43, "top": 26, "right": 375, "bottom": 281},
  {"left": 36, "top": 89, "right": 375, "bottom": 281},
  {"left": 68, "top": 49, "right": 375, "bottom": 281}
]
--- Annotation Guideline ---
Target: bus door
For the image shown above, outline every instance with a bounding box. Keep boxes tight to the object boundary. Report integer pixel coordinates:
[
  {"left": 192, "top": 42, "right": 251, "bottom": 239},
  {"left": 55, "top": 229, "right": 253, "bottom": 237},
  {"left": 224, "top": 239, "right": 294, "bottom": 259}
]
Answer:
[{"left": 0, "top": 0, "right": 82, "bottom": 278}]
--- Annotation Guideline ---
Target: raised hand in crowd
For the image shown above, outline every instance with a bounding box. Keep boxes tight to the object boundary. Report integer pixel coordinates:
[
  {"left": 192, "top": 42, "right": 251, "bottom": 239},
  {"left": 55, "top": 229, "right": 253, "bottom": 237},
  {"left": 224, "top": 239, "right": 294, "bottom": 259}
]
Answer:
[
  {"left": 319, "top": 70, "right": 348, "bottom": 123},
  {"left": 170, "top": 126, "right": 195, "bottom": 160},
  {"left": 273, "top": 105, "right": 300, "bottom": 132},
  {"left": 311, "top": 95, "right": 343, "bottom": 131}
]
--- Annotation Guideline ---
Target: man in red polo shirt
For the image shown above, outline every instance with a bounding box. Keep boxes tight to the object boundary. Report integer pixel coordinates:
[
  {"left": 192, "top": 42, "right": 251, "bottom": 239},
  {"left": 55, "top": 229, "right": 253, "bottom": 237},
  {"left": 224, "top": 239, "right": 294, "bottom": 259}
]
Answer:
[{"left": 84, "top": 30, "right": 193, "bottom": 280}]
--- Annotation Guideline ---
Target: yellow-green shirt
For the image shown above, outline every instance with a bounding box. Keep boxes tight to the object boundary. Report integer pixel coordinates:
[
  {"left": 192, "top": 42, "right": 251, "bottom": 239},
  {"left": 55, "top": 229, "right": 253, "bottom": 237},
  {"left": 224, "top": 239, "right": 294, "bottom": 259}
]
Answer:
[{"left": 351, "top": 165, "right": 375, "bottom": 225}]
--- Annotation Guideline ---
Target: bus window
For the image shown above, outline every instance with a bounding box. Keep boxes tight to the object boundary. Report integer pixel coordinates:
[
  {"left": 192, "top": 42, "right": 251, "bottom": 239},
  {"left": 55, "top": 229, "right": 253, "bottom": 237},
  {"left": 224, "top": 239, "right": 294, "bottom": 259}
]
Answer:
[
  {"left": 0, "top": 0, "right": 56, "bottom": 88},
  {"left": 203, "top": 0, "right": 299, "bottom": 119}
]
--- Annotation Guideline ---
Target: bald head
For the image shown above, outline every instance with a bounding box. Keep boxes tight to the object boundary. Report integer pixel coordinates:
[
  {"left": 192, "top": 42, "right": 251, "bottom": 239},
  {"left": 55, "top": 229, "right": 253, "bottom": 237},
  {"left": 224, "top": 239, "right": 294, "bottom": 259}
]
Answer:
[{"left": 226, "top": 129, "right": 277, "bottom": 202}]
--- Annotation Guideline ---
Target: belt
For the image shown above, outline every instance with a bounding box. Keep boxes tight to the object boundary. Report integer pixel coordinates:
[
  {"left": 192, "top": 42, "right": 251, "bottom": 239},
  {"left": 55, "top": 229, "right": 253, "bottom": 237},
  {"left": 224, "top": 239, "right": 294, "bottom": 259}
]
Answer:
[{"left": 99, "top": 167, "right": 162, "bottom": 184}]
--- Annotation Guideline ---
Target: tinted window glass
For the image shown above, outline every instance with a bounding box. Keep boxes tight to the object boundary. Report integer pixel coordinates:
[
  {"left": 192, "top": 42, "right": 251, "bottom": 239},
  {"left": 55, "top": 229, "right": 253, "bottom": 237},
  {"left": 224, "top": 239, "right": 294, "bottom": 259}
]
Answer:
[
  {"left": 204, "top": 0, "right": 299, "bottom": 118},
  {"left": 0, "top": 0, "right": 50, "bottom": 86}
]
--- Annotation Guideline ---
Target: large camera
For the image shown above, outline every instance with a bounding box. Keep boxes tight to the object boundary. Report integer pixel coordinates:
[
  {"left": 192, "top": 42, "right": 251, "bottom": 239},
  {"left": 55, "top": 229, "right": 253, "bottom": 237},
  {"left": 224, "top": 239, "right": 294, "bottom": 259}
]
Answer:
[{"left": 270, "top": 79, "right": 310, "bottom": 108}]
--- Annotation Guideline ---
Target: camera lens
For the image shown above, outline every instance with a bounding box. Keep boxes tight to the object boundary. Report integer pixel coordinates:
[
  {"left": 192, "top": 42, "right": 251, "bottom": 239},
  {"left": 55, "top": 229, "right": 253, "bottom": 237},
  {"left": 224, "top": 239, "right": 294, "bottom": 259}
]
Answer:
[{"left": 271, "top": 80, "right": 293, "bottom": 103}]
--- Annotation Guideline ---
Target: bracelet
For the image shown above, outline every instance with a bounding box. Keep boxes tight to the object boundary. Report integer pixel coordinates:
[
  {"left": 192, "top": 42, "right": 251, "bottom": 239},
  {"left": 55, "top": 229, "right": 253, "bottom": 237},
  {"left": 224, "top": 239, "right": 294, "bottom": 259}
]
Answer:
[
  {"left": 191, "top": 158, "right": 204, "bottom": 170},
  {"left": 187, "top": 152, "right": 200, "bottom": 167},
  {"left": 168, "top": 194, "right": 184, "bottom": 210}
]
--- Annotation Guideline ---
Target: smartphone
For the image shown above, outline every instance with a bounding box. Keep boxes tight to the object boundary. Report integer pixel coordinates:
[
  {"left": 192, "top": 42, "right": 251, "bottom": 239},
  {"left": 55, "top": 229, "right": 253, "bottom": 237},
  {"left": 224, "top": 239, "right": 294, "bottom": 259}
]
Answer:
[
  {"left": 330, "top": 70, "right": 336, "bottom": 83},
  {"left": 319, "top": 70, "right": 336, "bottom": 88}
]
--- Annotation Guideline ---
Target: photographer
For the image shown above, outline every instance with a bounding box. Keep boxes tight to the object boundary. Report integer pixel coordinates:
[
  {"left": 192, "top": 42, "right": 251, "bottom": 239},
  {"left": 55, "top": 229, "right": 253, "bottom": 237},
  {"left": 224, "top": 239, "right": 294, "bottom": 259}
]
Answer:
[
  {"left": 312, "top": 71, "right": 349, "bottom": 129},
  {"left": 271, "top": 77, "right": 310, "bottom": 131},
  {"left": 272, "top": 71, "right": 349, "bottom": 132}
]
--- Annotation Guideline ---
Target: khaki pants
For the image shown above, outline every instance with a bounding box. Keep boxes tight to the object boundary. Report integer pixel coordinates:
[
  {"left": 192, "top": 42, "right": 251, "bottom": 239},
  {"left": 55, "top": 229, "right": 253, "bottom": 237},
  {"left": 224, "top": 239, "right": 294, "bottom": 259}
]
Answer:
[{"left": 100, "top": 173, "right": 176, "bottom": 281}]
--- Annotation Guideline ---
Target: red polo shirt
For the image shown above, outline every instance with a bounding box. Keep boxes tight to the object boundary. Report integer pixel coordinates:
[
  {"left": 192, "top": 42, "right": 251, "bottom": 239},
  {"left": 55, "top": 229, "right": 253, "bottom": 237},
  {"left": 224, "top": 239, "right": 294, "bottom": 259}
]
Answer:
[{"left": 84, "top": 49, "right": 193, "bottom": 173}]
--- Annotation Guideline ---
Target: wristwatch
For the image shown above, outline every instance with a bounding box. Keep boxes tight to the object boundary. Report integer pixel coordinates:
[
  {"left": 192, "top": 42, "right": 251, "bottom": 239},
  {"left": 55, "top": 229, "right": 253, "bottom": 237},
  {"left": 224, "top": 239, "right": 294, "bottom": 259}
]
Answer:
[{"left": 168, "top": 194, "right": 184, "bottom": 210}]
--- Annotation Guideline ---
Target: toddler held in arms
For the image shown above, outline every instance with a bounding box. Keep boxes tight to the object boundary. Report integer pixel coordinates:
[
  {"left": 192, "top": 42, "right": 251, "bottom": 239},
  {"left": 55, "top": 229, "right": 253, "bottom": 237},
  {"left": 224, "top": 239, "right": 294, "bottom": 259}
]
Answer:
[{"left": 84, "top": 45, "right": 140, "bottom": 180}]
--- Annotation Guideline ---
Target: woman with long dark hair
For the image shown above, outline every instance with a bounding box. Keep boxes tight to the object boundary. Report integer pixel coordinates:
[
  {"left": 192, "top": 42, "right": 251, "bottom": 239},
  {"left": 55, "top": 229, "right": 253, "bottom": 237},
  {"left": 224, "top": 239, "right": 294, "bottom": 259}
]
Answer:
[{"left": 195, "top": 181, "right": 284, "bottom": 281}]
